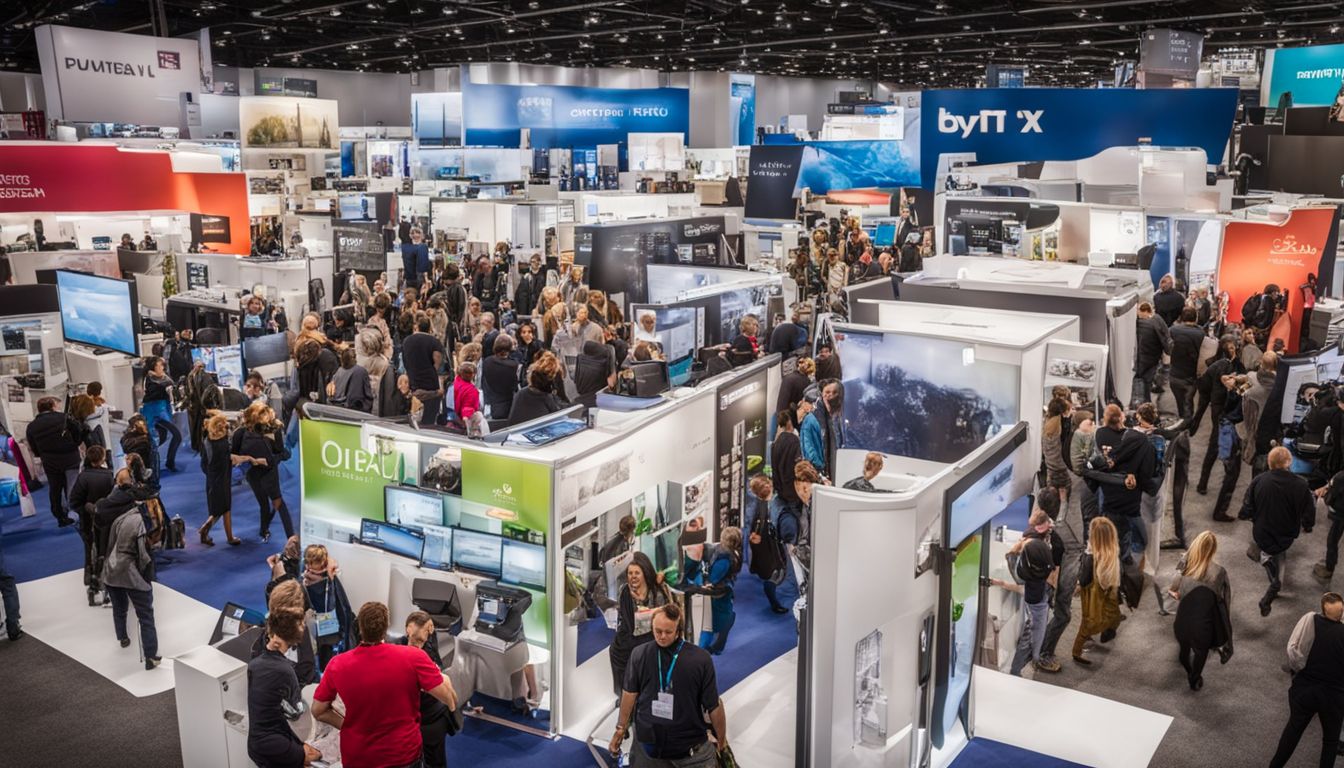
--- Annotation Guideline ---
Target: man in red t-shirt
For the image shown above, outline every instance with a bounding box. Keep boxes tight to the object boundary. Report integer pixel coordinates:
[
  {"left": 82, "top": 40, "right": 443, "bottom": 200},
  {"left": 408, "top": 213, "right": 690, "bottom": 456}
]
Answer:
[{"left": 313, "top": 602, "right": 458, "bottom": 768}]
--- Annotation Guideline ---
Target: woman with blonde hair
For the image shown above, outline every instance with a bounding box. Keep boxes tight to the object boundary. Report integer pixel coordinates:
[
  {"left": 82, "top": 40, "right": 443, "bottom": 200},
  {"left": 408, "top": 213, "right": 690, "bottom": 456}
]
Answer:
[
  {"left": 1170, "top": 530, "right": 1233, "bottom": 690},
  {"left": 198, "top": 413, "right": 242, "bottom": 546},
  {"left": 231, "top": 403, "right": 293, "bottom": 543},
  {"left": 1072, "top": 516, "right": 1124, "bottom": 666},
  {"left": 301, "top": 544, "right": 355, "bottom": 670}
]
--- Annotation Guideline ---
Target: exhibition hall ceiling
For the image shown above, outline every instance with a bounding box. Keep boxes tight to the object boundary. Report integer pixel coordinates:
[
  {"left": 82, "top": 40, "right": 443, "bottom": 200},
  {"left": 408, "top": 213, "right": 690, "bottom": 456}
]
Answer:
[{"left": 3, "top": 0, "right": 1344, "bottom": 86}]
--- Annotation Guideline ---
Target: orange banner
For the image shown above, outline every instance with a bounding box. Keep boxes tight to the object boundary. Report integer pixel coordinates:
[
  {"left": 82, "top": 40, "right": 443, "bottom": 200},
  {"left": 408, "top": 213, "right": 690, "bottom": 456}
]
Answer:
[{"left": 1218, "top": 206, "right": 1339, "bottom": 353}]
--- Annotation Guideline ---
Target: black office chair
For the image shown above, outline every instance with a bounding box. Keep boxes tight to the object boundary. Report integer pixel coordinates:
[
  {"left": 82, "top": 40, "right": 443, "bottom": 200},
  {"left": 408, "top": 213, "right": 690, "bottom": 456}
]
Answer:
[
  {"left": 412, "top": 578, "right": 463, "bottom": 667},
  {"left": 195, "top": 328, "right": 227, "bottom": 345},
  {"left": 220, "top": 387, "right": 250, "bottom": 411}
]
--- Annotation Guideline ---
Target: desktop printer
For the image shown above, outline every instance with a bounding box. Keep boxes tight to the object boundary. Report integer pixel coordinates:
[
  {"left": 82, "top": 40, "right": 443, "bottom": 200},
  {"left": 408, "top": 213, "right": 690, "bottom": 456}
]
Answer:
[{"left": 473, "top": 582, "right": 532, "bottom": 646}]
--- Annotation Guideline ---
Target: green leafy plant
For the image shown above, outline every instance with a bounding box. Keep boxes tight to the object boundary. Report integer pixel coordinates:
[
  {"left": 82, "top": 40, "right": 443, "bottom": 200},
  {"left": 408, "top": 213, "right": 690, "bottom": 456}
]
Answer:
[{"left": 161, "top": 251, "right": 178, "bottom": 298}]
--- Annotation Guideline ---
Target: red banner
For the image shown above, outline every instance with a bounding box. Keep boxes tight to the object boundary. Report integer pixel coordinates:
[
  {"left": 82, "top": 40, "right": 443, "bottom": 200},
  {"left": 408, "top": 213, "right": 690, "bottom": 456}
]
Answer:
[
  {"left": 1218, "top": 206, "right": 1339, "bottom": 353},
  {"left": 0, "top": 143, "right": 249, "bottom": 255}
]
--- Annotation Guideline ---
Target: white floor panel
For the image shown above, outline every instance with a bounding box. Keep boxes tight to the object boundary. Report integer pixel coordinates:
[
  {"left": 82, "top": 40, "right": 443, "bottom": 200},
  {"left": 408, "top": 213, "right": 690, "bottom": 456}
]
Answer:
[
  {"left": 972, "top": 668, "right": 1172, "bottom": 768},
  {"left": 720, "top": 648, "right": 798, "bottom": 768},
  {"left": 16, "top": 570, "right": 220, "bottom": 697}
]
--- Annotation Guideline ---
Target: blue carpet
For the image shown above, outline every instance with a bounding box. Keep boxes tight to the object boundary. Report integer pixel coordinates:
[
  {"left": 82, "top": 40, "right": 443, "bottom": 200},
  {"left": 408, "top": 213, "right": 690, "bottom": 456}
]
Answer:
[
  {"left": 1, "top": 450, "right": 302, "bottom": 616},
  {"left": 712, "top": 566, "right": 799, "bottom": 691},
  {"left": 577, "top": 615, "right": 615, "bottom": 666},
  {"left": 446, "top": 717, "right": 599, "bottom": 767},
  {"left": 950, "top": 739, "right": 1087, "bottom": 768}
]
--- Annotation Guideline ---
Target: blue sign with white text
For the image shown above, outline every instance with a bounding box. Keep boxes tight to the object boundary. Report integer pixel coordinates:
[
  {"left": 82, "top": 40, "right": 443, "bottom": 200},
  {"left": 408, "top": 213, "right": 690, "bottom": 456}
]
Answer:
[
  {"left": 462, "top": 79, "right": 689, "bottom": 150},
  {"left": 1267, "top": 43, "right": 1344, "bottom": 107},
  {"left": 919, "top": 88, "right": 1238, "bottom": 188}
]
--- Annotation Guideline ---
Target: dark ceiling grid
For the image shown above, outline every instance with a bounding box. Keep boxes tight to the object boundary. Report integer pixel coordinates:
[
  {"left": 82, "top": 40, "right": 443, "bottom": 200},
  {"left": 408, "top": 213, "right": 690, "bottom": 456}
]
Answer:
[{"left": 0, "top": 1, "right": 1342, "bottom": 88}]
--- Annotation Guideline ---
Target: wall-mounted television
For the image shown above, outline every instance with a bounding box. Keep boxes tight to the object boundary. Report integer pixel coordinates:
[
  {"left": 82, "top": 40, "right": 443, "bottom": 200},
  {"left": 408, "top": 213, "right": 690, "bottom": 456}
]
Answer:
[
  {"left": 500, "top": 539, "right": 546, "bottom": 591},
  {"left": 359, "top": 519, "right": 426, "bottom": 562},
  {"left": 452, "top": 527, "right": 503, "bottom": 578},
  {"left": 55, "top": 269, "right": 140, "bottom": 356},
  {"left": 385, "top": 484, "right": 447, "bottom": 532}
]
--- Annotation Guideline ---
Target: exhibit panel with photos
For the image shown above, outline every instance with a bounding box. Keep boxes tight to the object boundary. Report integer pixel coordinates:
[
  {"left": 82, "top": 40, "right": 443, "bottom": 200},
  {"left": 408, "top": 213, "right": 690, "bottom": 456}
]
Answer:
[{"left": 804, "top": 425, "right": 1034, "bottom": 768}]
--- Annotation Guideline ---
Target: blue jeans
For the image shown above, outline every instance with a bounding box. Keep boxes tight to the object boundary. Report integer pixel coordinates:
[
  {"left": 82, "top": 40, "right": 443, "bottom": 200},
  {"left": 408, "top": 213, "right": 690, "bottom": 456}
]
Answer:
[
  {"left": 140, "top": 400, "right": 181, "bottom": 469},
  {"left": 1010, "top": 598, "right": 1049, "bottom": 675},
  {"left": 0, "top": 517, "right": 20, "bottom": 637},
  {"left": 109, "top": 586, "right": 157, "bottom": 658},
  {"left": 703, "top": 597, "right": 736, "bottom": 654}
]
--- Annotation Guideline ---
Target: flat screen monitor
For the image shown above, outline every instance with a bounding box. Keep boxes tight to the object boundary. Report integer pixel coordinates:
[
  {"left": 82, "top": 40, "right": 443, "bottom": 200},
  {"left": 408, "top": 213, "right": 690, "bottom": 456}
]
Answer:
[
  {"left": 55, "top": 269, "right": 140, "bottom": 356},
  {"left": 500, "top": 539, "right": 546, "bottom": 591},
  {"left": 385, "top": 484, "right": 446, "bottom": 531},
  {"left": 242, "top": 332, "right": 291, "bottom": 370},
  {"left": 359, "top": 518, "right": 425, "bottom": 561},
  {"left": 191, "top": 345, "right": 244, "bottom": 390},
  {"left": 452, "top": 527, "right": 503, "bottom": 578},
  {"left": 419, "top": 523, "right": 454, "bottom": 571},
  {"left": 519, "top": 418, "right": 586, "bottom": 446},
  {"left": 630, "top": 360, "right": 671, "bottom": 397},
  {"left": 874, "top": 223, "right": 897, "bottom": 247}
]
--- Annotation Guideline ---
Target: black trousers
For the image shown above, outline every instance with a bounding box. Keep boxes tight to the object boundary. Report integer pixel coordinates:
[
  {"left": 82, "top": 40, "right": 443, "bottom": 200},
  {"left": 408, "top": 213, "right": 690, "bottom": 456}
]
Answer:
[
  {"left": 1213, "top": 441, "right": 1243, "bottom": 518},
  {"left": 1177, "top": 642, "right": 1209, "bottom": 687},
  {"left": 1171, "top": 449, "right": 1189, "bottom": 543},
  {"left": 1327, "top": 517, "right": 1344, "bottom": 572},
  {"left": 1190, "top": 386, "right": 1212, "bottom": 435},
  {"left": 1269, "top": 679, "right": 1344, "bottom": 768},
  {"left": 1197, "top": 405, "right": 1223, "bottom": 491},
  {"left": 421, "top": 709, "right": 450, "bottom": 768},
  {"left": 1170, "top": 376, "right": 1195, "bottom": 421},
  {"left": 43, "top": 460, "right": 78, "bottom": 522}
]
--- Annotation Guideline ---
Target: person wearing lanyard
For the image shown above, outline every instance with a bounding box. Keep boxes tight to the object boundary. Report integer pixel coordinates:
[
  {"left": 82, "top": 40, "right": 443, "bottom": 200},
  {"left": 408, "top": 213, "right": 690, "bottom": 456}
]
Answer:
[
  {"left": 609, "top": 552, "right": 673, "bottom": 695},
  {"left": 610, "top": 603, "right": 728, "bottom": 767},
  {"left": 247, "top": 609, "right": 322, "bottom": 768}
]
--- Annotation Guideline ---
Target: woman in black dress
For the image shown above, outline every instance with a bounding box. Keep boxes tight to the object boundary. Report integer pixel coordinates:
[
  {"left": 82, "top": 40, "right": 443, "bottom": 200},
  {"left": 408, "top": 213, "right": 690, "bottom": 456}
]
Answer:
[
  {"left": 232, "top": 403, "right": 293, "bottom": 543},
  {"left": 608, "top": 551, "right": 672, "bottom": 695},
  {"left": 198, "top": 413, "right": 242, "bottom": 546},
  {"left": 246, "top": 609, "right": 321, "bottom": 768}
]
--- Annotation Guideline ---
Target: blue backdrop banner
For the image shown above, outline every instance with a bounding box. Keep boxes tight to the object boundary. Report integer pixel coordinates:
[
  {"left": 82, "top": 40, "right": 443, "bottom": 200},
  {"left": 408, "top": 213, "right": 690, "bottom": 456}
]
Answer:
[
  {"left": 919, "top": 88, "right": 1238, "bottom": 188},
  {"left": 730, "top": 73, "right": 756, "bottom": 146},
  {"left": 462, "top": 79, "right": 689, "bottom": 149},
  {"left": 1267, "top": 43, "right": 1344, "bottom": 107}
]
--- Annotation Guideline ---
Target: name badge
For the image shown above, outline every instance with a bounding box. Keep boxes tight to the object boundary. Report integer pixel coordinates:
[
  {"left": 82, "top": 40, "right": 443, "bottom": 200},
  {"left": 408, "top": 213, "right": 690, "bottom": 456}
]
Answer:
[
  {"left": 315, "top": 610, "right": 340, "bottom": 638},
  {"left": 651, "top": 691, "right": 674, "bottom": 720}
]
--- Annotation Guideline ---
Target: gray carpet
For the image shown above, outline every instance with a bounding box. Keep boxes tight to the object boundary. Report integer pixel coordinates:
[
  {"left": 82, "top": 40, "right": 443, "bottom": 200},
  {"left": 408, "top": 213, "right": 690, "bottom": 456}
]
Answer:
[
  {"left": 1021, "top": 400, "right": 1339, "bottom": 768},
  {"left": 0, "top": 632, "right": 182, "bottom": 768}
]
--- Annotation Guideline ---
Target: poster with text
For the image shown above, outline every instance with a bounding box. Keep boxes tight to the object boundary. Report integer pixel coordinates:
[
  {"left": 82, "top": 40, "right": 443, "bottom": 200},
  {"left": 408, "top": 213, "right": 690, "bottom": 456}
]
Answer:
[
  {"left": 299, "top": 419, "right": 419, "bottom": 523},
  {"left": 714, "top": 366, "right": 768, "bottom": 531},
  {"left": 333, "top": 222, "right": 385, "bottom": 273},
  {"left": 1217, "top": 206, "right": 1340, "bottom": 353}
]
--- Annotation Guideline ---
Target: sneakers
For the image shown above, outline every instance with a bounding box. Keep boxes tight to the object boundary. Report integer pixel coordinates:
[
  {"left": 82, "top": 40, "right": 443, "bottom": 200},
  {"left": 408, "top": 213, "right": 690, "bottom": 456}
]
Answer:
[
  {"left": 1034, "top": 658, "right": 1062, "bottom": 673},
  {"left": 1314, "top": 563, "right": 1334, "bottom": 582},
  {"left": 6, "top": 627, "right": 22, "bottom": 642},
  {"left": 119, "top": 637, "right": 131, "bottom": 648},
  {"left": 145, "top": 656, "right": 162, "bottom": 670}
]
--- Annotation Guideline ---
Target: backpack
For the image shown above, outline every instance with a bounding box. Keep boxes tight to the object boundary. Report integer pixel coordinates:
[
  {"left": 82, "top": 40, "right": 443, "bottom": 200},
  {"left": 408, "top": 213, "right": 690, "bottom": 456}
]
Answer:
[
  {"left": 163, "top": 515, "right": 187, "bottom": 550},
  {"left": 748, "top": 511, "right": 787, "bottom": 585},
  {"left": 1240, "top": 293, "right": 1265, "bottom": 327}
]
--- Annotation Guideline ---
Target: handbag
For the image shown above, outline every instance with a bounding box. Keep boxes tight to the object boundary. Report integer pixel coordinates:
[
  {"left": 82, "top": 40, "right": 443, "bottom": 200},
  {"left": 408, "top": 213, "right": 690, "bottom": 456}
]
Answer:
[{"left": 715, "top": 744, "right": 740, "bottom": 768}]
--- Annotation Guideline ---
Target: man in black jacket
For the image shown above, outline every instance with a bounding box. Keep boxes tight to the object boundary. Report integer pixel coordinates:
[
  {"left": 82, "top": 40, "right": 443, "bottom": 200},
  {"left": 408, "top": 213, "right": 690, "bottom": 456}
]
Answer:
[
  {"left": 1133, "top": 302, "right": 1171, "bottom": 406},
  {"left": 1152, "top": 273, "right": 1186, "bottom": 327},
  {"left": 1168, "top": 307, "right": 1204, "bottom": 422},
  {"left": 1268, "top": 592, "right": 1344, "bottom": 768},
  {"left": 70, "top": 446, "right": 115, "bottom": 605},
  {"left": 25, "top": 397, "right": 84, "bottom": 526},
  {"left": 513, "top": 254, "right": 543, "bottom": 320},
  {"left": 1196, "top": 336, "right": 1242, "bottom": 493},
  {"left": 1244, "top": 446, "right": 1317, "bottom": 616}
]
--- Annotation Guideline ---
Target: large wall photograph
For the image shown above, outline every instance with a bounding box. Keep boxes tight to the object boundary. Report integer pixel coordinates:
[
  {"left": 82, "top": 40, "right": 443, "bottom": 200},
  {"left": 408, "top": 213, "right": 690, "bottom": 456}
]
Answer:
[
  {"left": 836, "top": 329, "right": 1020, "bottom": 463},
  {"left": 239, "top": 96, "right": 339, "bottom": 150}
]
